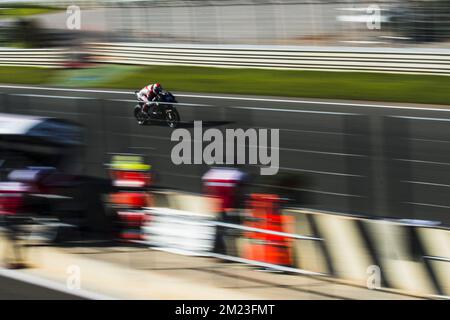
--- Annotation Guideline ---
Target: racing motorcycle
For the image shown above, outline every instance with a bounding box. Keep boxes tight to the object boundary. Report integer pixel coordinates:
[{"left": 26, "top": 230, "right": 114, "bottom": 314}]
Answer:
[{"left": 134, "top": 90, "right": 180, "bottom": 128}]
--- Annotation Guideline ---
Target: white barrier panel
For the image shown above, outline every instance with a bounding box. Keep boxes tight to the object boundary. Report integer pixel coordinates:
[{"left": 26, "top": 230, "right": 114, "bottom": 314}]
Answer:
[
  {"left": 142, "top": 207, "right": 216, "bottom": 255},
  {"left": 0, "top": 47, "right": 68, "bottom": 68},
  {"left": 88, "top": 43, "right": 450, "bottom": 75},
  {"left": 3, "top": 43, "right": 450, "bottom": 75}
]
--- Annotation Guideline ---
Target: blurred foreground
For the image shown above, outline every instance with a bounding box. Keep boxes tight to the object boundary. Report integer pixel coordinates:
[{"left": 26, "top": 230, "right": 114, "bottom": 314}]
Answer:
[
  {"left": 0, "top": 243, "right": 425, "bottom": 300},
  {"left": 0, "top": 0, "right": 449, "bottom": 300},
  {"left": 0, "top": 108, "right": 448, "bottom": 299},
  {"left": 3, "top": 1, "right": 450, "bottom": 48}
]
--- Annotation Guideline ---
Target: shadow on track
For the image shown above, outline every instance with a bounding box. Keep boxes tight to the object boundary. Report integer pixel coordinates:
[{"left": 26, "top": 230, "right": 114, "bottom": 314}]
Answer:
[{"left": 142, "top": 120, "right": 235, "bottom": 128}]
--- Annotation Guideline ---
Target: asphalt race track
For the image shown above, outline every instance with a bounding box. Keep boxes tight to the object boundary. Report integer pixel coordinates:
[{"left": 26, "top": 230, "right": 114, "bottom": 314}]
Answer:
[
  {"left": 0, "top": 274, "right": 83, "bottom": 300},
  {"left": 1, "top": 85, "right": 450, "bottom": 225}
]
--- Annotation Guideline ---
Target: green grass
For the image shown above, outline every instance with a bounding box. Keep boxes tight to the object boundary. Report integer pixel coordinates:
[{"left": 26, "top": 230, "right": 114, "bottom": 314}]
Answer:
[
  {"left": 1, "top": 65, "right": 450, "bottom": 106},
  {"left": 49, "top": 65, "right": 142, "bottom": 87},
  {"left": 0, "top": 7, "right": 59, "bottom": 17},
  {"left": 0, "top": 66, "right": 56, "bottom": 84},
  {"left": 100, "top": 66, "right": 450, "bottom": 105}
]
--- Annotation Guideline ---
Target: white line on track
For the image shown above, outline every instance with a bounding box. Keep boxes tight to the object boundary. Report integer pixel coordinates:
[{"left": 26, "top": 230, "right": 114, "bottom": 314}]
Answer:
[
  {"left": 9, "top": 93, "right": 358, "bottom": 115},
  {"left": 404, "top": 201, "right": 450, "bottom": 210},
  {"left": 279, "top": 128, "right": 360, "bottom": 136},
  {"left": 303, "top": 189, "right": 363, "bottom": 197},
  {"left": 280, "top": 166, "right": 364, "bottom": 177},
  {"left": 1, "top": 84, "right": 450, "bottom": 112},
  {"left": 109, "top": 98, "right": 212, "bottom": 107},
  {"left": 231, "top": 105, "right": 359, "bottom": 115},
  {"left": 0, "top": 268, "right": 115, "bottom": 300},
  {"left": 253, "top": 183, "right": 363, "bottom": 198},
  {"left": 402, "top": 180, "right": 450, "bottom": 188},
  {"left": 240, "top": 144, "right": 365, "bottom": 157},
  {"left": 174, "top": 94, "right": 450, "bottom": 112},
  {"left": 4, "top": 93, "right": 359, "bottom": 115},
  {"left": 395, "top": 158, "right": 450, "bottom": 166},
  {"left": 407, "top": 137, "right": 450, "bottom": 144},
  {"left": 280, "top": 147, "right": 367, "bottom": 157},
  {"left": 11, "top": 93, "right": 92, "bottom": 100},
  {"left": 390, "top": 115, "right": 450, "bottom": 121}
]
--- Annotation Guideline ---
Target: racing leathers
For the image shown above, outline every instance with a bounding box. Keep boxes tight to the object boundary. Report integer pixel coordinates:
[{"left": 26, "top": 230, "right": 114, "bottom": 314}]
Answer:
[{"left": 136, "top": 83, "right": 162, "bottom": 114}]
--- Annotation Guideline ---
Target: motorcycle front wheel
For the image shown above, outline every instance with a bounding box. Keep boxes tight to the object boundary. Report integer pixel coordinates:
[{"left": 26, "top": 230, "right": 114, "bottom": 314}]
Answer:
[{"left": 165, "top": 109, "right": 180, "bottom": 128}]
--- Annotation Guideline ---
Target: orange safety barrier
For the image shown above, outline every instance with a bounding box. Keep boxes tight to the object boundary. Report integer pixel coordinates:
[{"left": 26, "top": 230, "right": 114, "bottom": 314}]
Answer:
[
  {"left": 109, "top": 192, "right": 150, "bottom": 208},
  {"left": 110, "top": 192, "right": 151, "bottom": 241},
  {"left": 244, "top": 193, "right": 293, "bottom": 267}
]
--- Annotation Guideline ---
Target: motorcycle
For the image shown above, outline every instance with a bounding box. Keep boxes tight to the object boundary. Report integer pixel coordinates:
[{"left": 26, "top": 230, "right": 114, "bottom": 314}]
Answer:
[{"left": 134, "top": 90, "right": 180, "bottom": 128}]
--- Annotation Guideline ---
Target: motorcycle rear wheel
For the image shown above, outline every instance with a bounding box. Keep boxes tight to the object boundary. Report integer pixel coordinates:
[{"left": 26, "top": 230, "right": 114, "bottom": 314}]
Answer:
[{"left": 134, "top": 105, "right": 148, "bottom": 125}]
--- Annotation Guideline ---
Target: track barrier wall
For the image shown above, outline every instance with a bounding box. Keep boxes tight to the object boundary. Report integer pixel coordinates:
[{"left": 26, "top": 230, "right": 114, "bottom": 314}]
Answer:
[
  {"left": 142, "top": 194, "right": 449, "bottom": 298},
  {"left": 4, "top": 44, "right": 450, "bottom": 75}
]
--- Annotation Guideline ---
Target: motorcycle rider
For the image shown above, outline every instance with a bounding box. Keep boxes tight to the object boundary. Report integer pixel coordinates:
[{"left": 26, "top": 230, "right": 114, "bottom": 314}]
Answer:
[{"left": 136, "top": 83, "right": 163, "bottom": 115}]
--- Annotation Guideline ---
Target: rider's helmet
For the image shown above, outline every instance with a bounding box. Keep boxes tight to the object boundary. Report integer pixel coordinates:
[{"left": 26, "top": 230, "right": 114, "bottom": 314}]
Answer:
[{"left": 152, "top": 83, "right": 162, "bottom": 95}]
